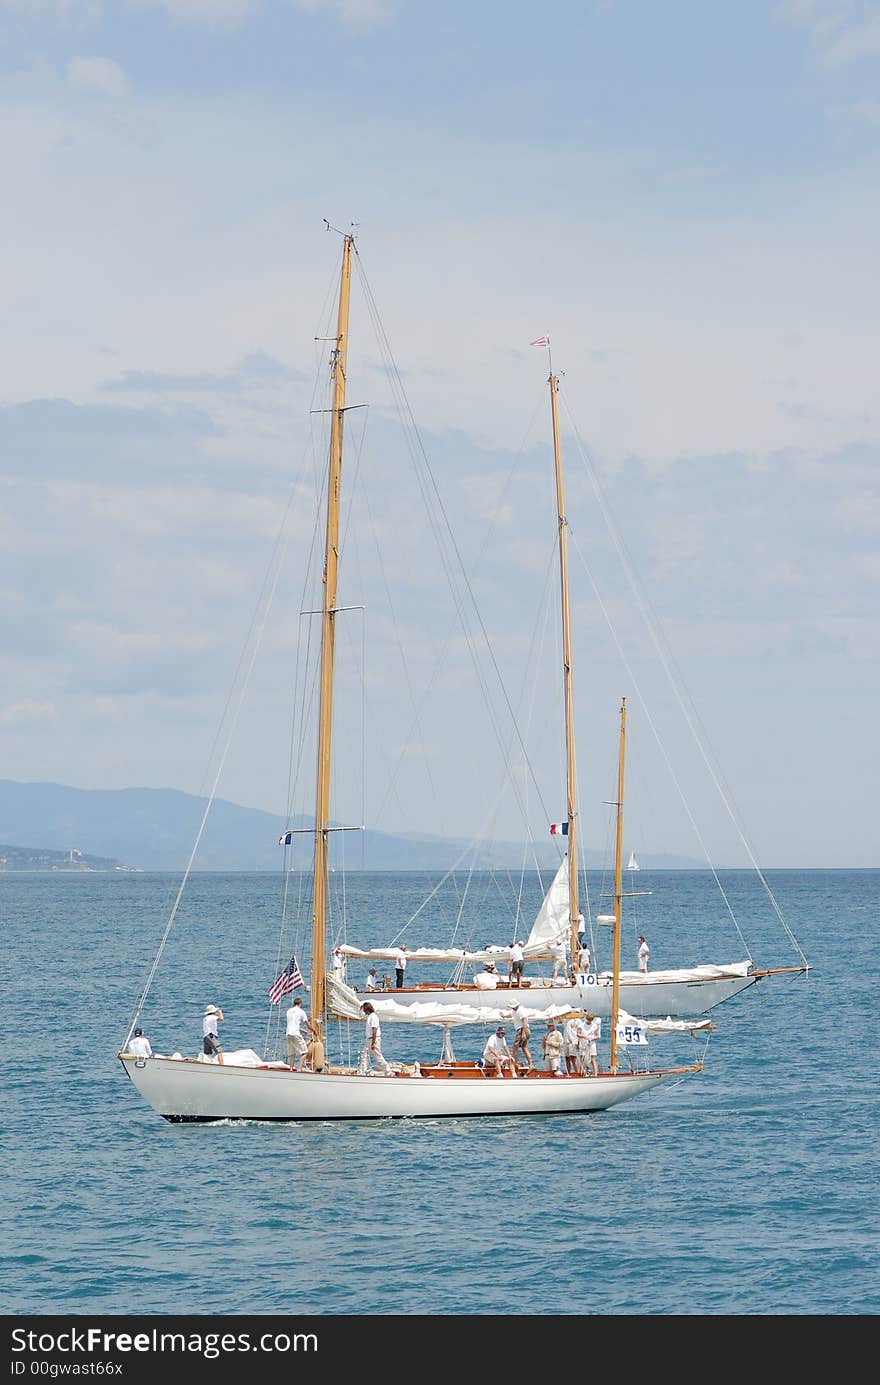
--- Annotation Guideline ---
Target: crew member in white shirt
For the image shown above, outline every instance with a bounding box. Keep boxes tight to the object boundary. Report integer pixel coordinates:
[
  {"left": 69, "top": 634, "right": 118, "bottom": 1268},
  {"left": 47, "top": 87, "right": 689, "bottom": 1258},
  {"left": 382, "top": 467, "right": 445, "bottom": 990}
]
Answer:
[
  {"left": 508, "top": 941, "right": 525, "bottom": 988},
  {"left": 563, "top": 1015, "right": 580, "bottom": 1074},
  {"left": 360, "top": 1002, "right": 392, "bottom": 1074},
  {"left": 482, "top": 1026, "right": 516, "bottom": 1077},
  {"left": 637, "top": 936, "right": 650, "bottom": 973},
  {"left": 365, "top": 968, "right": 379, "bottom": 991},
  {"left": 583, "top": 1013, "right": 601, "bottom": 1076},
  {"left": 128, "top": 1028, "right": 152, "bottom": 1057},
  {"left": 394, "top": 945, "right": 408, "bottom": 989},
  {"left": 285, "top": 996, "right": 313, "bottom": 1070},
  {"left": 577, "top": 941, "right": 591, "bottom": 975},
  {"left": 202, "top": 1005, "right": 224, "bottom": 1064},
  {"left": 550, "top": 938, "right": 567, "bottom": 982}
]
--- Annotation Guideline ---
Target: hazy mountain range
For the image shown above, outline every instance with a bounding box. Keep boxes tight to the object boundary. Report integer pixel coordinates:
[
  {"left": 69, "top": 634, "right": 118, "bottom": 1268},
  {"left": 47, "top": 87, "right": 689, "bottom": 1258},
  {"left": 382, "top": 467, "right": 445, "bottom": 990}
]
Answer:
[{"left": 0, "top": 779, "right": 701, "bottom": 872}]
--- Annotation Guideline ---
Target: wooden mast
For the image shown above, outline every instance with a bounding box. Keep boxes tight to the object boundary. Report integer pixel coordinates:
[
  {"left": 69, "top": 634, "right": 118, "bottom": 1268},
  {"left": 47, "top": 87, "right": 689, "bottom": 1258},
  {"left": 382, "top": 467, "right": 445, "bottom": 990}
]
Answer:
[
  {"left": 311, "top": 233, "right": 353, "bottom": 1039},
  {"left": 610, "top": 696, "right": 626, "bottom": 1072},
  {"left": 549, "top": 373, "right": 580, "bottom": 970}
]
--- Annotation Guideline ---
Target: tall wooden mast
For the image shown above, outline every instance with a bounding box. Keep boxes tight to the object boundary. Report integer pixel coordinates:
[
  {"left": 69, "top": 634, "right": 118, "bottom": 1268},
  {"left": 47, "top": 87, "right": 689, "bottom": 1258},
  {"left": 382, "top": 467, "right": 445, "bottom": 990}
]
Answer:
[
  {"left": 549, "top": 373, "right": 580, "bottom": 969},
  {"left": 311, "top": 233, "right": 353, "bottom": 1034},
  {"left": 610, "top": 696, "right": 627, "bottom": 1071}
]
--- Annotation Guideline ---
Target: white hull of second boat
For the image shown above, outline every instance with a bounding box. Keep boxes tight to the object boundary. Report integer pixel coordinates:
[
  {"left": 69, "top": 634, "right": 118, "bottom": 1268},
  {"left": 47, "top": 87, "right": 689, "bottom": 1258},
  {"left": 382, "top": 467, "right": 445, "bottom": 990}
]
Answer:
[
  {"left": 119, "top": 1055, "right": 693, "bottom": 1122},
  {"left": 370, "top": 966, "right": 761, "bottom": 1020}
]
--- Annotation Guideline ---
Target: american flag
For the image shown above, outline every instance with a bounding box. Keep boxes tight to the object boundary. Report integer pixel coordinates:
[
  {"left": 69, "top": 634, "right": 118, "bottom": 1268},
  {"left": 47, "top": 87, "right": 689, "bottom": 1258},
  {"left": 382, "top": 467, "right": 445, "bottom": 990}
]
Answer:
[
  {"left": 530, "top": 335, "right": 551, "bottom": 348},
  {"left": 269, "top": 955, "right": 304, "bottom": 1004}
]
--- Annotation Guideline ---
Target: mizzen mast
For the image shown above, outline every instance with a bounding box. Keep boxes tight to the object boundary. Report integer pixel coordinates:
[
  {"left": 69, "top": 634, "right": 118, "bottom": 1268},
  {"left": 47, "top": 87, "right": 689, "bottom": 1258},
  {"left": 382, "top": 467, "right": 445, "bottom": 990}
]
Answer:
[
  {"left": 549, "top": 373, "right": 580, "bottom": 971},
  {"left": 311, "top": 233, "right": 353, "bottom": 1038}
]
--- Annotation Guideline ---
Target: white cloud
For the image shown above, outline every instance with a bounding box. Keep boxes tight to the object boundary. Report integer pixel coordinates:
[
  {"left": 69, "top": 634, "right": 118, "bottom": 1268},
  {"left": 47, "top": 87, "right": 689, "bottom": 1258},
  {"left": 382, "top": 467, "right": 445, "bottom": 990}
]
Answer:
[
  {"left": 66, "top": 55, "right": 129, "bottom": 98},
  {"left": 0, "top": 699, "right": 57, "bottom": 728},
  {"left": 130, "top": 0, "right": 256, "bottom": 23},
  {"left": 290, "top": 0, "right": 394, "bottom": 27},
  {"left": 779, "top": 1, "right": 880, "bottom": 63}
]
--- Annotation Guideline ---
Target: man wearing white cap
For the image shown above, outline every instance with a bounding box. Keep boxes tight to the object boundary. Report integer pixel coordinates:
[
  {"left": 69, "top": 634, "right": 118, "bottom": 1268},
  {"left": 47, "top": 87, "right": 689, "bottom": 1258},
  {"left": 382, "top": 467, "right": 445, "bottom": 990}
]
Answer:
[{"left": 202, "top": 1004, "right": 225, "bottom": 1064}]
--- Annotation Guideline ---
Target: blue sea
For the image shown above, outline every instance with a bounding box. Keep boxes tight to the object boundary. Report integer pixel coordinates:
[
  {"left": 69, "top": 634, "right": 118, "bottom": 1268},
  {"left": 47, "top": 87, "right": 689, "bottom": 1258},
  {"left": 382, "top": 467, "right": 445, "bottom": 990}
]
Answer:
[{"left": 2, "top": 867, "right": 877, "bottom": 1317}]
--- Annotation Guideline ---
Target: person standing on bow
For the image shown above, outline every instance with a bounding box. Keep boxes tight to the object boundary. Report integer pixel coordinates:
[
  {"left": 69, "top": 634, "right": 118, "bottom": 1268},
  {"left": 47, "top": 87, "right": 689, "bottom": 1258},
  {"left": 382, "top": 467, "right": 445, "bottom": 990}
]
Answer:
[
  {"left": 637, "top": 936, "right": 650, "bottom": 973},
  {"left": 359, "top": 1003, "right": 391, "bottom": 1074},
  {"left": 577, "top": 940, "right": 591, "bottom": 976},
  {"left": 128, "top": 1028, "right": 152, "bottom": 1057},
  {"left": 394, "top": 944, "right": 408, "bottom": 989},
  {"left": 202, "top": 1004, "right": 224, "bottom": 1064},
  {"left": 331, "top": 946, "right": 346, "bottom": 982},
  {"left": 508, "top": 940, "right": 525, "bottom": 988}
]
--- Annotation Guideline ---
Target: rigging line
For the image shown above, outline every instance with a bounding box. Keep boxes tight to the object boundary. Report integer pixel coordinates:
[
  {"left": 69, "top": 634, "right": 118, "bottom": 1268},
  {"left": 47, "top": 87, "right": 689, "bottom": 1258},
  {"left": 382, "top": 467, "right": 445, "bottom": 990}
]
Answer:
[
  {"left": 510, "top": 542, "right": 561, "bottom": 931},
  {"left": 358, "top": 450, "right": 464, "bottom": 875},
  {"left": 352, "top": 255, "right": 558, "bottom": 851},
  {"left": 352, "top": 253, "right": 523, "bottom": 732},
  {"left": 566, "top": 517, "right": 752, "bottom": 958},
  {"left": 130, "top": 287, "right": 337, "bottom": 1050},
  {"left": 562, "top": 408, "right": 805, "bottom": 965},
  {"left": 356, "top": 274, "right": 517, "bottom": 796},
  {"left": 565, "top": 398, "right": 803, "bottom": 963},
  {"left": 268, "top": 348, "right": 343, "bottom": 1053},
  {"left": 122, "top": 470, "right": 301, "bottom": 1047}
]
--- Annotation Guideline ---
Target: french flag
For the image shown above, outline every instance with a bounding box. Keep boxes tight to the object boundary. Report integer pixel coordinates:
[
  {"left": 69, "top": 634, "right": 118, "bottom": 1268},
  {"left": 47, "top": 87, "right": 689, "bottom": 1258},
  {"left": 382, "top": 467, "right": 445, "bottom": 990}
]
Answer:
[{"left": 549, "top": 822, "right": 569, "bottom": 836}]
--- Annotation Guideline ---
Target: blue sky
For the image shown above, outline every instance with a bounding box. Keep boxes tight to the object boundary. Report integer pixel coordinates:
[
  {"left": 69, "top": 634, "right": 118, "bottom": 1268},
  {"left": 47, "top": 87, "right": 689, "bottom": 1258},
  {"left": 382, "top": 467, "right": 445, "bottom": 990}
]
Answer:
[{"left": 1, "top": 1, "right": 878, "bottom": 865}]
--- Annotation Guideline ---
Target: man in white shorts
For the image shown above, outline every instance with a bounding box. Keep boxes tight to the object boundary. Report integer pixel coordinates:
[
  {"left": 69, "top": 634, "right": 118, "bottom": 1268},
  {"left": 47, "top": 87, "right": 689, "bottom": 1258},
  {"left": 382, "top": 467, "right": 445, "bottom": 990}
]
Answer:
[
  {"left": 482, "top": 1026, "right": 515, "bottom": 1077},
  {"left": 286, "top": 996, "right": 313, "bottom": 1070}
]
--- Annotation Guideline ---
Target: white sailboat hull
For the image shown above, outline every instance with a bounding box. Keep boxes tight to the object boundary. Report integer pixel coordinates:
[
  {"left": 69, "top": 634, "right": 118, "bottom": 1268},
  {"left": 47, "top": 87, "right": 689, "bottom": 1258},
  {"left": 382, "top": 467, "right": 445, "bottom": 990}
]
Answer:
[
  {"left": 119, "top": 1055, "right": 692, "bottom": 1122},
  {"left": 367, "top": 966, "right": 762, "bottom": 1021}
]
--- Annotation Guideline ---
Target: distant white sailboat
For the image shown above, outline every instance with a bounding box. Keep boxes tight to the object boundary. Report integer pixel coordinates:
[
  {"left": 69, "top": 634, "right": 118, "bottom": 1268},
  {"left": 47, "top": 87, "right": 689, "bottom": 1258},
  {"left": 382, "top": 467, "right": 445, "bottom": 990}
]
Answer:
[{"left": 627, "top": 851, "right": 640, "bottom": 872}]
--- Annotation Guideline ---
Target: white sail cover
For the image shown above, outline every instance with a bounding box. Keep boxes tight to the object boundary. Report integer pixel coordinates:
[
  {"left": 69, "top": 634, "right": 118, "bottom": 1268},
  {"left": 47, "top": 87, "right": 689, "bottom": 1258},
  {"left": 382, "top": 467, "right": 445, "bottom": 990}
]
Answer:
[
  {"left": 606, "top": 962, "right": 752, "bottom": 983},
  {"left": 524, "top": 855, "right": 570, "bottom": 956},
  {"left": 327, "top": 977, "right": 711, "bottom": 1035}
]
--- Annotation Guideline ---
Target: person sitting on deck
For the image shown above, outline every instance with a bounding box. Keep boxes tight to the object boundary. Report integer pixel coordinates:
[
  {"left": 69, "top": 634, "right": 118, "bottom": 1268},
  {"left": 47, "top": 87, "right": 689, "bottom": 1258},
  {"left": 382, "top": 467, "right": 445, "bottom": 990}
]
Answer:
[
  {"left": 474, "top": 961, "right": 498, "bottom": 990},
  {"left": 482, "top": 1027, "right": 516, "bottom": 1078}
]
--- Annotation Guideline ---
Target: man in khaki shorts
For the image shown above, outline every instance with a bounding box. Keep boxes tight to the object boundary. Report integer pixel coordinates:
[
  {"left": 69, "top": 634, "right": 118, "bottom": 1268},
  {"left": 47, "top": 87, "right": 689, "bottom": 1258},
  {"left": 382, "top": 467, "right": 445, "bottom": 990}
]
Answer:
[{"left": 285, "top": 996, "right": 313, "bottom": 1070}]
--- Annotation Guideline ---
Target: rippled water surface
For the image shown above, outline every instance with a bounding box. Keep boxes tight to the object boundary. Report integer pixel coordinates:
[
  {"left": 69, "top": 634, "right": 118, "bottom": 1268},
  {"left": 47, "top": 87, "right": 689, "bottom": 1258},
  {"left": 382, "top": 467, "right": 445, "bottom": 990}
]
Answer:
[{"left": 2, "top": 868, "right": 876, "bottom": 1316}]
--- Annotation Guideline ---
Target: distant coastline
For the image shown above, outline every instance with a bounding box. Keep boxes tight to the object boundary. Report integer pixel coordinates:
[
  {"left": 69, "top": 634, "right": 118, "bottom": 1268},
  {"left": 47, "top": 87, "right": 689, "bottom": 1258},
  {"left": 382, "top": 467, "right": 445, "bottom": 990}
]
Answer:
[{"left": 0, "top": 843, "right": 140, "bottom": 873}]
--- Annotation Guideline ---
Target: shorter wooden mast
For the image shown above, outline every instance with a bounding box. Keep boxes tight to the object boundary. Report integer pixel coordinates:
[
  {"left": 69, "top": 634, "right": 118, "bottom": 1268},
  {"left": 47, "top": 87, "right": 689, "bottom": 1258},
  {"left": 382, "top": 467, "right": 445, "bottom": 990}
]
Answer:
[
  {"left": 548, "top": 373, "right": 580, "bottom": 970},
  {"left": 610, "top": 697, "right": 626, "bottom": 1072}
]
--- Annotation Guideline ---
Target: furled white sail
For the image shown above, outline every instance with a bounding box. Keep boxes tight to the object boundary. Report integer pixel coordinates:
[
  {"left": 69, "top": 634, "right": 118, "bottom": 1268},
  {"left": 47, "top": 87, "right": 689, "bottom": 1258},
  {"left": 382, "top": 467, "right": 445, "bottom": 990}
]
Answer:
[
  {"left": 339, "top": 943, "right": 556, "bottom": 964},
  {"left": 326, "top": 976, "right": 578, "bottom": 1027},
  {"left": 524, "top": 855, "right": 570, "bottom": 956},
  {"left": 327, "top": 978, "right": 712, "bottom": 1035}
]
